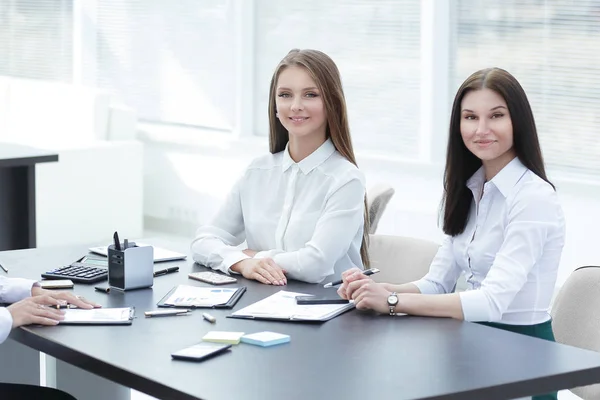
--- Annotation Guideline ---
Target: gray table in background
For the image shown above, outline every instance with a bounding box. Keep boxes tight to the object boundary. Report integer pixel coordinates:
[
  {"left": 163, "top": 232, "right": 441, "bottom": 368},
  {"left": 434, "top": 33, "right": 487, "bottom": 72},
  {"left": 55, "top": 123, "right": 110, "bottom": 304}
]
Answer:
[
  {"left": 3, "top": 239, "right": 600, "bottom": 400},
  {"left": 0, "top": 142, "right": 58, "bottom": 251}
]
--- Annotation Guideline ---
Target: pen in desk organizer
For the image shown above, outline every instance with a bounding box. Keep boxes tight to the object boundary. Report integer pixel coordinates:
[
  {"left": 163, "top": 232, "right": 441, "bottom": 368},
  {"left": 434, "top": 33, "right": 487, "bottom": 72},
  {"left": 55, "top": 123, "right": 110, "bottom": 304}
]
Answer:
[
  {"left": 124, "top": 239, "right": 129, "bottom": 249},
  {"left": 113, "top": 231, "right": 122, "bottom": 251}
]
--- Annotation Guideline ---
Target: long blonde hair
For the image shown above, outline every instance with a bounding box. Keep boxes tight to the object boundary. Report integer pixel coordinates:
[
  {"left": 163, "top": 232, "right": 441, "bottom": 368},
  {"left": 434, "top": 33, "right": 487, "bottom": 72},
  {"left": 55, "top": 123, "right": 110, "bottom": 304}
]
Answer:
[{"left": 267, "top": 49, "right": 370, "bottom": 267}]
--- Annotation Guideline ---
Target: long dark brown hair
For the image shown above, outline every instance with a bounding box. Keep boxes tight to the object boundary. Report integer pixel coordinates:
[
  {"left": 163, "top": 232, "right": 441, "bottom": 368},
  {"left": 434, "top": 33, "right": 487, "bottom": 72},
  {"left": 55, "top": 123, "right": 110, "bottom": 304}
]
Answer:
[
  {"left": 443, "top": 67, "right": 554, "bottom": 236},
  {"left": 267, "top": 49, "right": 370, "bottom": 267}
]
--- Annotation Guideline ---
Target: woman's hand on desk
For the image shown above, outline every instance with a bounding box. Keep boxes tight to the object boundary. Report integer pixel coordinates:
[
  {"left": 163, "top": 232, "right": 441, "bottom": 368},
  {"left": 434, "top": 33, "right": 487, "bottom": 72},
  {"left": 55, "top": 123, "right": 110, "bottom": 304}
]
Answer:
[
  {"left": 8, "top": 295, "right": 66, "bottom": 328},
  {"left": 338, "top": 269, "right": 390, "bottom": 313},
  {"left": 337, "top": 267, "right": 372, "bottom": 299},
  {"left": 350, "top": 281, "right": 392, "bottom": 313},
  {"left": 31, "top": 286, "right": 102, "bottom": 310},
  {"left": 231, "top": 258, "right": 287, "bottom": 285}
]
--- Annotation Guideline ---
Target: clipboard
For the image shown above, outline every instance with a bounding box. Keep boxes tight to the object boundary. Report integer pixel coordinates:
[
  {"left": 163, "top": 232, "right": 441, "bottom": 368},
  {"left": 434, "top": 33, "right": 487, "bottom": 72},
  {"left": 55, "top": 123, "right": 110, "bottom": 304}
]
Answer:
[
  {"left": 58, "top": 307, "right": 135, "bottom": 325},
  {"left": 228, "top": 291, "right": 355, "bottom": 322},
  {"left": 157, "top": 285, "right": 246, "bottom": 309}
]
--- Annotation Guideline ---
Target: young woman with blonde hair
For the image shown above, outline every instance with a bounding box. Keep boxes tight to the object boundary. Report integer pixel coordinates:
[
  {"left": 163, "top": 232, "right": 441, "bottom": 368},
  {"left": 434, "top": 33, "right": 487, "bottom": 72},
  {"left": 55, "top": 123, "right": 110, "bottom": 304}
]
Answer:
[{"left": 192, "top": 49, "right": 369, "bottom": 284}]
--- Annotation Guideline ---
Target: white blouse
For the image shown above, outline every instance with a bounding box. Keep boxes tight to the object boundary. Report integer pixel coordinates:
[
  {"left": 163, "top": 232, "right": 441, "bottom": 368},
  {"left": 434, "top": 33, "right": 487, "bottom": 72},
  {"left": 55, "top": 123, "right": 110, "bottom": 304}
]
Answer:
[
  {"left": 0, "top": 277, "right": 36, "bottom": 343},
  {"left": 414, "top": 157, "right": 565, "bottom": 324},
  {"left": 191, "top": 139, "right": 366, "bottom": 284}
]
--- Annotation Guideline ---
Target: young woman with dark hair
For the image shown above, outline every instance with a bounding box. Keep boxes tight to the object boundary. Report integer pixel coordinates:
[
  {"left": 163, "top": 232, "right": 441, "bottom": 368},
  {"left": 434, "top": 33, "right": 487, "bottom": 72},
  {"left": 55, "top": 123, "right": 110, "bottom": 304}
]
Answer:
[{"left": 338, "top": 69, "right": 564, "bottom": 399}]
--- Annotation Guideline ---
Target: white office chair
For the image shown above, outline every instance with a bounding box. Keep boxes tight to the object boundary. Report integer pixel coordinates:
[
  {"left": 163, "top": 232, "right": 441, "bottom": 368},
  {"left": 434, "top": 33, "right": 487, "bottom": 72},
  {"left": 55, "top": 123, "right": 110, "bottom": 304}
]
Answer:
[
  {"left": 367, "top": 183, "right": 395, "bottom": 234},
  {"left": 551, "top": 266, "right": 600, "bottom": 400},
  {"left": 368, "top": 234, "right": 439, "bottom": 284}
]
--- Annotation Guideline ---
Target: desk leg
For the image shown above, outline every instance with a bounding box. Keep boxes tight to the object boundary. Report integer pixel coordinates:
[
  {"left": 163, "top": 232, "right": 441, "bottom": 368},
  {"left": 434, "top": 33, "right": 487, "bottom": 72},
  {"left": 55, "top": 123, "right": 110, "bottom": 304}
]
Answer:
[
  {"left": 53, "top": 357, "right": 130, "bottom": 400},
  {"left": 0, "top": 337, "right": 41, "bottom": 384}
]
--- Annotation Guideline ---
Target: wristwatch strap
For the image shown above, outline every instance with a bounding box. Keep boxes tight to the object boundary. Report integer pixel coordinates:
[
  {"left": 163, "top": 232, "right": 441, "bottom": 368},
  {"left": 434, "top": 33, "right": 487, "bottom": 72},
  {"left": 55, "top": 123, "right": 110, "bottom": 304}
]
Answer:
[{"left": 389, "top": 292, "right": 397, "bottom": 316}]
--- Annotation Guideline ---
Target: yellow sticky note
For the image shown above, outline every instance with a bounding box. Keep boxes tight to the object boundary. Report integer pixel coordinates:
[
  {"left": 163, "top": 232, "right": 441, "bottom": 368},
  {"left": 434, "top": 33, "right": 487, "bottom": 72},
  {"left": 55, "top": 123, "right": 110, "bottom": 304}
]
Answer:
[{"left": 202, "top": 331, "right": 245, "bottom": 345}]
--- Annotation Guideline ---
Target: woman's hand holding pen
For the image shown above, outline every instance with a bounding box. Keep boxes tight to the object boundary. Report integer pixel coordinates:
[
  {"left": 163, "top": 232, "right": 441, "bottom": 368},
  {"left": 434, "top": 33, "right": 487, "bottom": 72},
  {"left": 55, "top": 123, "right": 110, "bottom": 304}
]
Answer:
[
  {"left": 350, "top": 281, "right": 392, "bottom": 313},
  {"left": 31, "top": 286, "right": 102, "bottom": 310},
  {"left": 232, "top": 258, "right": 287, "bottom": 286},
  {"left": 338, "top": 268, "right": 391, "bottom": 313},
  {"left": 337, "top": 267, "right": 372, "bottom": 299}
]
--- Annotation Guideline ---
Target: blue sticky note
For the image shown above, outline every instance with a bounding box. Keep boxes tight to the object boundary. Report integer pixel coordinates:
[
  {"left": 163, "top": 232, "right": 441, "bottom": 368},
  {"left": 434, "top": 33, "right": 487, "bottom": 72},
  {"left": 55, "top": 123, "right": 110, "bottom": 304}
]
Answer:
[{"left": 241, "top": 331, "right": 290, "bottom": 347}]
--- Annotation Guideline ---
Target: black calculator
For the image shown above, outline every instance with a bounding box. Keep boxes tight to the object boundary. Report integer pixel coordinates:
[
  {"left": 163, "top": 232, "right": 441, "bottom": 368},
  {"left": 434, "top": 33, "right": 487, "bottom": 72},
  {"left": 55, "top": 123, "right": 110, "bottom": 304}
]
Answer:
[{"left": 41, "top": 255, "right": 109, "bottom": 284}]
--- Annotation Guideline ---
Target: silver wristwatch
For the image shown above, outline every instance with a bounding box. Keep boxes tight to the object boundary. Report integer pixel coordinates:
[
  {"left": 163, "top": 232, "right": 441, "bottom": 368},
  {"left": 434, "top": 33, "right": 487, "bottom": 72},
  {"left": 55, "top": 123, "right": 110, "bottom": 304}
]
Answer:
[{"left": 387, "top": 292, "right": 399, "bottom": 316}]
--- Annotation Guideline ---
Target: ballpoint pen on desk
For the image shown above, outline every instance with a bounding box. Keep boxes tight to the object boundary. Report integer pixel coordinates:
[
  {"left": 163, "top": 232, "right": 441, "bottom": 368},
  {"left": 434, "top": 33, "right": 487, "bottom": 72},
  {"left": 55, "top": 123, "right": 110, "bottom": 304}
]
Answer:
[
  {"left": 0, "top": 262, "right": 8, "bottom": 273},
  {"left": 95, "top": 286, "right": 110, "bottom": 293},
  {"left": 145, "top": 309, "right": 191, "bottom": 318},
  {"left": 323, "top": 268, "right": 381, "bottom": 288},
  {"left": 54, "top": 304, "right": 78, "bottom": 309},
  {"left": 154, "top": 266, "right": 180, "bottom": 277}
]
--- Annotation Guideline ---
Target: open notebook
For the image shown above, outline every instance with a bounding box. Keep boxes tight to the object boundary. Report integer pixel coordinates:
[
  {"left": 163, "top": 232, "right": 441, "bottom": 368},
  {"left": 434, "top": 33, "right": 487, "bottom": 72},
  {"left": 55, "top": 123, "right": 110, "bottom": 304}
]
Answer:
[{"left": 229, "top": 290, "right": 355, "bottom": 322}]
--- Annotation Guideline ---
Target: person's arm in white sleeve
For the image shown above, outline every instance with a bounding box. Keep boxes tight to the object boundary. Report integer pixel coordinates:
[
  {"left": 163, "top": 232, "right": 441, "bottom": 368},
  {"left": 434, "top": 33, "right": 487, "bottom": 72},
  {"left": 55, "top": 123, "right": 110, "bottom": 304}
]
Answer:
[
  {"left": 0, "top": 276, "right": 37, "bottom": 344},
  {"left": 255, "top": 175, "right": 365, "bottom": 284},
  {"left": 0, "top": 307, "right": 14, "bottom": 344},
  {"left": 191, "top": 178, "right": 250, "bottom": 274},
  {"left": 410, "top": 236, "right": 462, "bottom": 294},
  {"left": 459, "top": 188, "right": 563, "bottom": 322}
]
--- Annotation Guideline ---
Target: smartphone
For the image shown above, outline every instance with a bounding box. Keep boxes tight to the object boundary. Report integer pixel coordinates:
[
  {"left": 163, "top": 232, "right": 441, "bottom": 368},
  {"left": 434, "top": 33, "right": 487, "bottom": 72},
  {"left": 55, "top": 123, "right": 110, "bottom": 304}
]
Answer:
[
  {"left": 188, "top": 271, "right": 237, "bottom": 285},
  {"left": 171, "top": 342, "right": 232, "bottom": 362},
  {"left": 40, "top": 279, "right": 74, "bottom": 289},
  {"left": 295, "top": 295, "right": 350, "bottom": 305}
]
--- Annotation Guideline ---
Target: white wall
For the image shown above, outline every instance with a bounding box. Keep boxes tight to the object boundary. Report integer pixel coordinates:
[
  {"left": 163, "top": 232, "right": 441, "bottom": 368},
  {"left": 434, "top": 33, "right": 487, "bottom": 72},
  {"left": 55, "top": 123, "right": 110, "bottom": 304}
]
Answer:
[{"left": 141, "top": 124, "right": 600, "bottom": 290}]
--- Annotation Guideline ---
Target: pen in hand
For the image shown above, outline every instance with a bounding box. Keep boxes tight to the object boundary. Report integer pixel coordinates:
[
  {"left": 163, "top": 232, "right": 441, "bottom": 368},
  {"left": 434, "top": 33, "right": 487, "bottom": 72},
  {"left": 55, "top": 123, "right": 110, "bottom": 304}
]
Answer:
[
  {"left": 0, "top": 262, "right": 8, "bottom": 273},
  {"left": 154, "top": 266, "right": 180, "bottom": 277},
  {"left": 323, "top": 268, "right": 381, "bottom": 288}
]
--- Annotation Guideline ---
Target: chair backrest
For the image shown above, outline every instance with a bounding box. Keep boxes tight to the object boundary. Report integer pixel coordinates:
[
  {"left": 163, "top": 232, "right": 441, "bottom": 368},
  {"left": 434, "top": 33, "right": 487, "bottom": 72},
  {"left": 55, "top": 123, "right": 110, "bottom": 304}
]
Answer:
[
  {"left": 367, "top": 184, "right": 395, "bottom": 234},
  {"left": 551, "top": 266, "right": 600, "bottom": 399},
  {"left": 368, "top": 234, "right": 439, "bottom": 284}
]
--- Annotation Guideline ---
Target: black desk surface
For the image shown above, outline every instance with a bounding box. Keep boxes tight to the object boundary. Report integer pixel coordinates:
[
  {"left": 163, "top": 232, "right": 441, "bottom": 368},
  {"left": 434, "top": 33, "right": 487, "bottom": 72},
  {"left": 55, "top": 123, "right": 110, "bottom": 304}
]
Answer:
[
  {"left": 0, "top": 142, "right": 58, "bottom": 167},
  {"left": 4, "top": 239, "right": 600, "bottom": 400}
]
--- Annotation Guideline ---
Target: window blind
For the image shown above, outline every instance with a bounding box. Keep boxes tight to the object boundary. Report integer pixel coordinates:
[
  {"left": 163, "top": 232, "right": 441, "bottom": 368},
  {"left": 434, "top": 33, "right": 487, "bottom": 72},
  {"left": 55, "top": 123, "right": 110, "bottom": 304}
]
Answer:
[
  {"left": 0, "top": 0, "right": 72, "bottom": 82},
  {"left": 95, "top": 0, "right": 235, "bottom": 130},
  {"left": 452, "top": 0, "right": 600, "bottom": 178},
  {"left": 254, "top": 0, "right": 421, "bottom": 157}
]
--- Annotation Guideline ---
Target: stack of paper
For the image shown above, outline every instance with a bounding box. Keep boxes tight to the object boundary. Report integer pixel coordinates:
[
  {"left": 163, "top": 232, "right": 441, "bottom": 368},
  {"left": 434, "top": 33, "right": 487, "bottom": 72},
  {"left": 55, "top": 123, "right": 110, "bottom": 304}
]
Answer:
[{"left": 202, "top": 331, "right": 245, "bottom": 345}]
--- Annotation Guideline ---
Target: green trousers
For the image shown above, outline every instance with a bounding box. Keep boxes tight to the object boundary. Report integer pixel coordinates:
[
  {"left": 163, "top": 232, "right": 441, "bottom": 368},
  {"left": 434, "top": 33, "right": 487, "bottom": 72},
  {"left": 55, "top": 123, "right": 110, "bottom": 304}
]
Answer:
[{"left": 477, "top": 319, "right": 557, "bottom": 400}]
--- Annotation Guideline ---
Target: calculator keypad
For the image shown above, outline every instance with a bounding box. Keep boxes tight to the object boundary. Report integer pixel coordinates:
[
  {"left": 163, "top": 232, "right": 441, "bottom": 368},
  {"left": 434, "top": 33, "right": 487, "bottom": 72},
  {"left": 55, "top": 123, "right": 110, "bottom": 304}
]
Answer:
[{"left": 42, "top": 265, "right": 108, "bottom": 283}]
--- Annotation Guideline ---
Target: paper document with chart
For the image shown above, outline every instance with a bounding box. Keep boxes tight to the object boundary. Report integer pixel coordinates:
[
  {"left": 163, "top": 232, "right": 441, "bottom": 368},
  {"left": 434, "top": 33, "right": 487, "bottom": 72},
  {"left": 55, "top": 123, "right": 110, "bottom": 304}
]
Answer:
[
  {"left": 157, "top": 285, "right": 246, "bottom": 308},
  {"left": 229, "top": 290, "right": 355, "bottom": 322}
]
